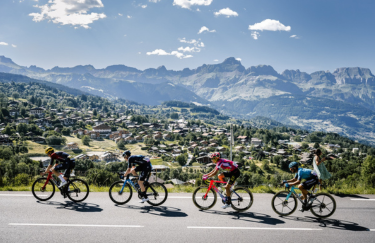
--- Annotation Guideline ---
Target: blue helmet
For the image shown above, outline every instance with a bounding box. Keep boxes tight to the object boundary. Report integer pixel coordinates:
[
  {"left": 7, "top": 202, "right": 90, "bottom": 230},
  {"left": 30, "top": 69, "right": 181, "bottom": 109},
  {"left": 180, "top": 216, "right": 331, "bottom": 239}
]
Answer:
[
  {"left": 122, "top": 150, "right": 131, "bottom": 157},
  {"left": 289, "top": 162, "right": 299, "bottom": 169}
]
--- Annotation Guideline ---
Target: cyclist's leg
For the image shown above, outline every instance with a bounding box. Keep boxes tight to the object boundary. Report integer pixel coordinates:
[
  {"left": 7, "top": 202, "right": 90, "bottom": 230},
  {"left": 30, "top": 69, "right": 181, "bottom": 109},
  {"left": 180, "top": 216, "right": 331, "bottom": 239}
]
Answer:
[
  {"left": 218, "top": 173, "right": 225, "bottom": 182},
  {"left": 298, "top": 184, "right": 308, "bottom": 203},
  {"left": 135, "top": 164, "right": 146, "bottom": 192},
  {"left": 224, "top": 169, "right": 240, "bottom": 200}
]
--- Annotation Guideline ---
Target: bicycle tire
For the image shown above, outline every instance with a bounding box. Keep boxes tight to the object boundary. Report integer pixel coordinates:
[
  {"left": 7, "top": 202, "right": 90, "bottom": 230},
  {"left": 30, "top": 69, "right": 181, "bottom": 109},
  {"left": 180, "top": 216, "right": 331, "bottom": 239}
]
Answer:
[
  {"left": 109, "top": 181, "right": 133, "bottom": 205},
  {"left": 66, "top": 179, "right": 89, "bottom": 203},
  {"left": 146, "top": 182, "right": 168, "bottom": 206},
  {"left": 310, "top": 193, "right": 336, "bottom": 218},
  {"left": 31, "top": 177, "right": 55, "bottom": 201},
  {"left": 271, "top": 190, "right": 298, "bottom": 216},
  {"left": 192, "top": 186, "right": 217, "bottom": 210},
  {"left": 230, "top": 187, "right": 253, "bottom": 212}
]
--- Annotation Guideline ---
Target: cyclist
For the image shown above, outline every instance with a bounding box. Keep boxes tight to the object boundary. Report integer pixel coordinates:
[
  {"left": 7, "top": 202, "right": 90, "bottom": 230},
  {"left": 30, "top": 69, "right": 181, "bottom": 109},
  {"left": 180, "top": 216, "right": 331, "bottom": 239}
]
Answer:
[
  {"left": 41, "top": 147, "right": 75, "bottom": 188},
  {"left": 203, "top": 152, "right": 240, "bottom": 209},
  {"left": 122, "top": 150, "right": 152, "bottom": 203},
  {"left": 282, "top": 161, "right": 319, "bottom": 211}
]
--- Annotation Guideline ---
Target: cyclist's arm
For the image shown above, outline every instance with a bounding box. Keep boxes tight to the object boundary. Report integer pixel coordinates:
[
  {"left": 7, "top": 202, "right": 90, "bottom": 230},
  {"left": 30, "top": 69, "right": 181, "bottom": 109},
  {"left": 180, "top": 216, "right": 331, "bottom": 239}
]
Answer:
[
  {"left": 206, "top": 168, "right": 219, "bottom": 177},
  {"left": 288, "top": 179, "right": 301, "bottom": 186}
]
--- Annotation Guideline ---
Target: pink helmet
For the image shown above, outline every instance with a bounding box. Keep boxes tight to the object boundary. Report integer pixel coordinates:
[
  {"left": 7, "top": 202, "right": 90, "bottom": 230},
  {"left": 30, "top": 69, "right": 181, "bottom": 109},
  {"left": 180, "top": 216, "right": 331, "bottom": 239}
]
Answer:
[{"left": 210, "top": 152, "right": 221, "bottom": 160}]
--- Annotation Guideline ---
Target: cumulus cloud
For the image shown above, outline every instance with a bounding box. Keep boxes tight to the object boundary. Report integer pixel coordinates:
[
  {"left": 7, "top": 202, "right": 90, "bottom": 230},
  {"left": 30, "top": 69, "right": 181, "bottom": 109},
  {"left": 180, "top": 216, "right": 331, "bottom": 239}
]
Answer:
[
  {"left": 141, "top": 5, "right": 147, "bottom": 8},
  {"left": 235, "top": 58, "right": 242, "bottom": 61},
  {"left": 214, "top": 8, "right": 238, "bottom": 17},
  {"left": 251, "top": 31, "right": 260, "bottom": 40},
  {"left": 179, "top": 38, "right": 204, "bottom": 47},
  {"left": 173, "top": 0, "right": 213, "bottom": 9},
  {"left": 146, "top": 49, "right": 192, "bottom": 59},
  {"left": 149, "top": 0, "right": 160, "bottom": 2},
  {"left": 29, "top": 0, "right": 106, "bottom": 29},
  {"left": 214, "top": 59, "right": 219, "bottom": 62},
  {"left": 248, "top": 19, "right": 291, "bottom": 31},
  {"left": 127, "top": 15, "right": 132, "bottom": 18},
  {"left": 12, "top": 44, "right": 17, "bottom": 48},
  {"left": 178, "top": 46, "right": 200, "bottom": 52},
  {"left": 118, "top": 13, "right": 123, "bottom": 16},
  {"left": 0, "top": 42, "right": 9, "bottom": 46},
  {"left": 198, "top": 26, "right": 216, "bottom": 34}
]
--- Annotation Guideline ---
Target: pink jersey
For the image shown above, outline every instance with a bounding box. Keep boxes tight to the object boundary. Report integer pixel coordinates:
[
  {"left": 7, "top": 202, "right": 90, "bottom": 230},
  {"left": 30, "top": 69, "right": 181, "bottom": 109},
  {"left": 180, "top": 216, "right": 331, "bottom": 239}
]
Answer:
[{"left": 215, "top": 159, "right": 238, "bottom": 172}]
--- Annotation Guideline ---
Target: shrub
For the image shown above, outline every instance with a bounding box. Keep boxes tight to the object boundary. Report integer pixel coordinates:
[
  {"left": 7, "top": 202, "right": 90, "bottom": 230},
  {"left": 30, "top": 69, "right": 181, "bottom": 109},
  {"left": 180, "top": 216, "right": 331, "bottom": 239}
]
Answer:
[{"left": 14, "top": 173, "right": 30, "bottom": 186}]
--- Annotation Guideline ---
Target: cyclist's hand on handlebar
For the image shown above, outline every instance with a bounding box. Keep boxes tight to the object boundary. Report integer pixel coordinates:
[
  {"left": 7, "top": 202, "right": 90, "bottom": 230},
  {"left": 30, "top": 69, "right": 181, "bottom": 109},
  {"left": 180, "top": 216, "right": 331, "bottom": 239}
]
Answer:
[
  {"left": 285, "top": 183, "right": 290, "bottom": 188},
  {"left": 40, "top": 171, "right": 45, "bottom": 176},
  {"left": 202, "top": 175, "right": 208, "bottom": 181}
]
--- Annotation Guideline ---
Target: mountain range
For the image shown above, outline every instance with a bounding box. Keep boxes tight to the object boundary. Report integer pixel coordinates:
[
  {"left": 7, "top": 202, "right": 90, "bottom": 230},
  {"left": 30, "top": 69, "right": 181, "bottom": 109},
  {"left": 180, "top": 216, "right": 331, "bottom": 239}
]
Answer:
[{"left": 1, "top": 55, "right": 375, "bottom": 144}]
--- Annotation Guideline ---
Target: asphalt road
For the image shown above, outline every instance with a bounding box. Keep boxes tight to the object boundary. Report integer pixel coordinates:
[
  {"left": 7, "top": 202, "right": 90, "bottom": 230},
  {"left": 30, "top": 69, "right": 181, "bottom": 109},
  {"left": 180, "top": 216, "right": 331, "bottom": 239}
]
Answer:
[{"left": 1, "top": 191, "right": 374, "bottom": 243}]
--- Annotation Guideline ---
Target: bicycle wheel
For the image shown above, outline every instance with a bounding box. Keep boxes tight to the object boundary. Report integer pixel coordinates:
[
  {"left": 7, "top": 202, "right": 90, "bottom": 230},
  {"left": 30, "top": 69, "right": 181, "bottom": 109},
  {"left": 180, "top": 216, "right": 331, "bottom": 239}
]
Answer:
[
  {"left": 146, "top": 182, "right": 168, "bottom": 206},
  {"left": 109, "top": 181, "right": 132, "bottom": 205},
  {"left": 271, "top": 190, "right": 298, "bottom": 216},
  {"left": 310, "top": 193, "right": 336, "bottom": 218},
  {"left": 31, "top": 178, "right": 55, "bottom": 201},
  {"left": 192, "top": 186, "right": 217, "bottom": 210},
  {"left": 230, "top": 187, "right": 253, "bottom": 212},
  {"left": 66, "top": 179, "right": 89, "bottom": 203}
]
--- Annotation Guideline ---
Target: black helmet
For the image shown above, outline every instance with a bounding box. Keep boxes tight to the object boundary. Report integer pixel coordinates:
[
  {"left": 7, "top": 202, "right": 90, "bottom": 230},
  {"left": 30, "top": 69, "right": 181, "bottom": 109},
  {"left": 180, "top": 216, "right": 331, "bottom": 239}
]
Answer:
[{"left": 122, "top": 150, "right": 131, "bottom": 157}]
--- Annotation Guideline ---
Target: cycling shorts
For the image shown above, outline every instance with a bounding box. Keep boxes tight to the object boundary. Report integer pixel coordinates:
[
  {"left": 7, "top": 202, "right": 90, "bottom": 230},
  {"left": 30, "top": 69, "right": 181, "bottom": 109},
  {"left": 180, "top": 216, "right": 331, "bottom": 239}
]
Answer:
[
  {"left": 301, "top": 175, "right": 319, "bottom": 190},
  {"left": 134, "top": 163, "right": 152, "bottom": 181},
  {"left": 223, "top": 168, "right": 240, "bottom": 185},
  {"left": 55, "top": 159, "right": 75, "bottom": 178}
]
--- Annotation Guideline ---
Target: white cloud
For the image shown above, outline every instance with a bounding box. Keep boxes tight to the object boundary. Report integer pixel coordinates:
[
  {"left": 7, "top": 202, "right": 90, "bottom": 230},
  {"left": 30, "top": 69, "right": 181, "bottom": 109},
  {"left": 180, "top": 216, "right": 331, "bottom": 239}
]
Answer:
[
  {"left": 290, "top": 35, "right": 300, "bottom": 39},
  {"left": 118, "top": 13, "right": 122, "bottom": 16},
  {"left": 198, "top": 26, "right": 216, "bottom": 34},
  {"left": 214, "top": 8, "right": 238, "bottom": 17},
  {"left": 235, "top": 58, "right": 241, "bottom": 62},
  {"left": 251, "top": 31, "right": 260, "bottom": 40},
  {"left": 127, "top": 15, "right": 132, "bottom": 19},
  {"left": 149, "top": 0, "right": 160, "bottom": 2},
  {"left": 173, "top": 0, "right": 213, "bottom": 9},
  {"left": 196, "top": 8, "right": 200, "bottom": 12},
  {"left": 29, "top": 0, "right": 106, "bottom": 29},
  {"left": 138, "top": 52, "right": 141, "bottom": 54},
  {"left": 12, "top": 44, "right": 17, "bottom": 48},
  {"left": 141, "top": 5, "right": 147, "bottom": 8},
  {"left": 179, "top": 38, "right": 204, "bottom": 47},
  {"left": 249, "top": 19, "right": 291, "bottom": 32},
  {"left": 214, "top": 59, "right": 219, "bottom": 62},
  {"left": 178, "top": 46, "right": 200, "bottom": 52},
  {"left": 0, "top": 42, "right": 9, "bottom": 46},
  {"left": 146, "top": 49, "right": 192, "bottom": 59}
]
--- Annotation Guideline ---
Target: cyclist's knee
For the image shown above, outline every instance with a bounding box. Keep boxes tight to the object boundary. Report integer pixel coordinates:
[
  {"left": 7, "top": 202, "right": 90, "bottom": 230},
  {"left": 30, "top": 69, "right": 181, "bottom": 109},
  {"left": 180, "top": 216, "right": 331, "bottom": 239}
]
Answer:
[{"left": 298, "top": 184, "right": 304, "bottom": 190}]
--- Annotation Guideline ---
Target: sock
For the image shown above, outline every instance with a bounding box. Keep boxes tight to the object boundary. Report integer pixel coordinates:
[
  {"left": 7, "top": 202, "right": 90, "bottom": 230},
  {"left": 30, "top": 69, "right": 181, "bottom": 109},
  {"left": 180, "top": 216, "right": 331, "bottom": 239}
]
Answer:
[{"left": 58, "top": 175, "right": 66, "bottom": 182}]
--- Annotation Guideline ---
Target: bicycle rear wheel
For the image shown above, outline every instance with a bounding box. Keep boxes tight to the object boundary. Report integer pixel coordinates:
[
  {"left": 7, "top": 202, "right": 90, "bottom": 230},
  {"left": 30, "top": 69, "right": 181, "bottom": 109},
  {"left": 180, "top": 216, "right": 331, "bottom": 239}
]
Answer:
[
  {"left": 146, "top": 182, "right": 168, "bottom": 206},
  {"left": 310, "top": 193, "right": 336, "bottom": 218},
  {"left": 109, "top": 181, "right": 132, "bottom": 205},
  {"left": 192, "top": 186, "right": 217, "bottom": 210},
  {"left": 32, "top": 178, "right": 55, "bottom": 201},
  {"left": 271, "top": 191, "right": 298, "bottom": 216},
  {"left": 66, "top": 179, "right": 89, "bottom": 203},
  {"left": 230, "top": 187, "right": 253, "bottom": 212}
]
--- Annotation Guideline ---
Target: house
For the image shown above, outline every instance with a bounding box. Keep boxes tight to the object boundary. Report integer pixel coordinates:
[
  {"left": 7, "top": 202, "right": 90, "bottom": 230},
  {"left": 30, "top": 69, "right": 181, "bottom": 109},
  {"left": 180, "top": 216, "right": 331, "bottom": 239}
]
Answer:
[
  {"left": 251, "top": 138, "right": 262, "bottom": 146},
  {"left": 163, "top": 133, "right": 172, "bottom": 140},
  {"left": 16, "top": 117, "right": 29, "bottom": 124},
  {"left": 29, "top": 107, "right": 45, "bottom": 118},
  {"left": 152, "top": 165, "right": 170, "bottom": 173},
  {"left": 35, "top": 118, "right": 53, "bottom": 127},
  {"left": 0, "top": 134, "right": 11, "bottom": 145},
  {"left": 66, "top": 142, "right": 79, "bottom": 150},
  {"left": 101, "top": 152, "right": 118, "bottom": 162},
  {"left": 134, "top": 136, "right": 143, "bottom": 141},
  {"left": 237, "top": 136, "right": 249, "bottom": 144},
  {"left": 33, "top": 136, "right": 45, "bottom": 144},
  {"left": 352, "top": 148, "right": 359, "bottom": 153},
  {"left": 92, "top": 124, "right": 112, "bottom": 138},
  {"left": 125, "top": 136, "right": 135, "bottom": 142},
  {"left": 153, "top": 134, "right": 162, "bottom": 140},
  {"left": 9, "top": 109, "right": 19, "bottom": 117},
  {"left": 196, "top": 155, "right": 211, "bottom": 164},
  {"left": 201, "top": 140, "right": 208, "bottom": 146},
  {"left": 89, "top": 131, "right": 101, "bottom": 140},
  {"left": 235, "top": 146, "right": 245, "bottom": 152},
  {"left": 74, "top": 154, "right": 89, "bottom": 160},
  {"left": 88, "top": 154, "right": 100, "bottom": 161},
  {"left": 208, "top": 143, "right": 218, "bottom": 147},
  {"left": 109, "top": 130, "right": 130, "bottom": 140},
  {"left": 61, "top": 118, "right": 76, "bottom": 126}
]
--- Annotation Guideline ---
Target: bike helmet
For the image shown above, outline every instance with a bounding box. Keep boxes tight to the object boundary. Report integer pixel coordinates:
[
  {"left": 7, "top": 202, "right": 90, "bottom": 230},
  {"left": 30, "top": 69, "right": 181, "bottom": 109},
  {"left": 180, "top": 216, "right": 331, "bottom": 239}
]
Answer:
[
  {"left": 289, "top": 161, "right": 299, "bottom": 169},
  {"left": 45, "top": 147, "right": 54, "bottom": 155},
  {"left": 122, "top": 150, "right": 131, "bottom": 157},
  {"left": 210, "top": 152, "right": 221, "bottom": 161}
]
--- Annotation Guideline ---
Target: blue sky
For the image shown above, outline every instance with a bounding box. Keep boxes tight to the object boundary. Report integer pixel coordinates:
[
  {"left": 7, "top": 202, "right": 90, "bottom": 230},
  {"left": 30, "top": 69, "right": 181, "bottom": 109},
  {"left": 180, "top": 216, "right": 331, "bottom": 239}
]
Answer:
[{"left": 0, "top": 0, "right": 374, "bottom": 73}]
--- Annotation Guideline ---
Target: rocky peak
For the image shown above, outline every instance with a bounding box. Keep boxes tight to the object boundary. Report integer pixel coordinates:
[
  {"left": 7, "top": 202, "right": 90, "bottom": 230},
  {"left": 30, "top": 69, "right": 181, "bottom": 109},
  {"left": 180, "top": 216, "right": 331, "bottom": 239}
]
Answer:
[
  {"left": 105, "top": 65, "right": 140, "bottom": 73},
  {"left": 281, "top": 69, "right": 311, "bottom": 83},
  {"left": 246, "top": 65, "right": 279, "bottom": 77},
  {"left": 0, "top": 56, "right": 16, "bottom": 65},
  {"left": 333, "top": 67, "right": 375, "bottom": 85}
]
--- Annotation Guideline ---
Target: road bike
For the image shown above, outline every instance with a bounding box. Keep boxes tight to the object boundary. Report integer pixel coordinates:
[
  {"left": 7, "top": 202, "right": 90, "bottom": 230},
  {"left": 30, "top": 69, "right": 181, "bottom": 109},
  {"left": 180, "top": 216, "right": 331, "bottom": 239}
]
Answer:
[
  {"left": 192, "top": 179, "right": 253, "bottom": 212},
  {"left": 271, "top": 184, "right": 336, "bottom": 218},
  {"left": 32, "top": 170, "right": 89, "bottom": 203},
  {"left": 109, "top": 172, "right": 168, "bottom": 206}
]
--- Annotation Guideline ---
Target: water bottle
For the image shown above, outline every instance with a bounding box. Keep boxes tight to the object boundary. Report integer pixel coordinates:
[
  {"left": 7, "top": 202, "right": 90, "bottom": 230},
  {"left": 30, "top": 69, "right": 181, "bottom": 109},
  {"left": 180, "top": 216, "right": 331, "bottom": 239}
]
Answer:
[{"left": 135, "top": 183, "right": 140, "bottom": 190}]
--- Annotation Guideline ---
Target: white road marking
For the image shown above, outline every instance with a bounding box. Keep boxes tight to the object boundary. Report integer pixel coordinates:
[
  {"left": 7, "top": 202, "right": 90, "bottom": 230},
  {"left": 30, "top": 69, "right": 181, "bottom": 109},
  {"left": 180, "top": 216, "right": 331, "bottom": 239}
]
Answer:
[
  {"left": 350, "top": 199, "right": 375, "bottom": 201},
  {"left": 369, "top": 229, "right": 375, "bottom": 231},
  {"left": 9, "top": 223, "right": 144, "bottom": 228},
  {"left": 187, "top": 226, "right": 322, "bottom": 231},
  {"left": 168, "top": 196, "right": 192, "bottom": 199},
  {"left": 0, "top": 194, "right": 47, "bottom": 197}
]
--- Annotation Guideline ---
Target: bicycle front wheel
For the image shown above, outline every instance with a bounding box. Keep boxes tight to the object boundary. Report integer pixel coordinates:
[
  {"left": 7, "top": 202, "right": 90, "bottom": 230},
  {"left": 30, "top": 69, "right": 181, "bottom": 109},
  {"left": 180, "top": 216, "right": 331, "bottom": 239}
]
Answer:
[
  {"left": 192, "top": 186, "right": 217, "bottom": 210},
  {"left": 310, "top": 193, "right": 336, "bottom": 218},
  {"left": 230, "top": 187, "right": 253, "bottom": 212},
  {"left": 271, "top": 191, "right": 298, "bottom": 216},
  {"left": 32, "top": 178, "right": 55, "bottom": 201},
  {"left": 66, "top": 179, "right": 89, "bottom": 203},
  {"left": 146, "top": 182, "right": 168, "bottom": 206},
  {"left": 109, "top": 181, "right": 132, "bottom": 205}
]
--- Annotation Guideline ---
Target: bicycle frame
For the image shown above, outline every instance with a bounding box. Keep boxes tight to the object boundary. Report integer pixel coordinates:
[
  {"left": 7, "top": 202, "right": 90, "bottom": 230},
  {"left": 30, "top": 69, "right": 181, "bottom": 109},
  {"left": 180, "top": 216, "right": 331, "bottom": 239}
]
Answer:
[
  {"left": 285, "top": 185, "right": 316, "bottom": 204},
  {"left": 119, "top": 178, "right": 138, "bottom": 194},
  {"left": 204, "top": 180, "right": 241, "bottom": 201}
]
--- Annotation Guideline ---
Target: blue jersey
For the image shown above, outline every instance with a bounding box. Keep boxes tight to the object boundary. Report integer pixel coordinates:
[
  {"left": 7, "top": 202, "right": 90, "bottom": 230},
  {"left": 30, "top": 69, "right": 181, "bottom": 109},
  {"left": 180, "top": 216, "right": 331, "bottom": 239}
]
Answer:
[{"left": 294, "top": 168, "right": 317, "bottom": 181}]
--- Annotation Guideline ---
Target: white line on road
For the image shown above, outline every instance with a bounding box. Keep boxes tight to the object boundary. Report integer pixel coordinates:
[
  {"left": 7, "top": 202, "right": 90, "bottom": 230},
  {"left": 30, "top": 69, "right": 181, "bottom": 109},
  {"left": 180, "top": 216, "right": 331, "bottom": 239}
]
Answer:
[
  {"left": 369, "top": 229, "right": 375, "bottom": 231},
  {"left": 0, "top": 194, "right": 47, "bottom": 197},
  {"left": 168, "top": 196, "right": 192, "bottom": 199},
  {"left": 9, "top": 223, "right": 144, "bottom": 228},
  {"left": 187, "top": 226, "right": 322, "bottom": 231},
  {"left": 350, "top": 199, "right": 375, "bottom": 201}
]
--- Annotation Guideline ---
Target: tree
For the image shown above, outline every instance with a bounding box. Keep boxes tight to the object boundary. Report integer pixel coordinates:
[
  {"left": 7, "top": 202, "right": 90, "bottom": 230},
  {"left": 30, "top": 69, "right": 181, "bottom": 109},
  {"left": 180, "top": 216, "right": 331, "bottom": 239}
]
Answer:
[
  {"left": 362, "top": 156, "right": 375, "bottom": 187},
  {"left": 45, "top": 135, "right": 66, "bottom": 145},
  {"left": 82, "top": 135, "right": 91, "bottom": 146},
  {"left": 170, "top": 113, "right": 179, "bottom": 119},
  {"left": 176, "top": 155, "right": 187, "bottom": 166},
  {"left": 93, "top": 109, "right": 97, "bottom": 116},
  {"left": 313, "top": 142, "right": 320, "bottom": 149},
  {"left": 117, "top": 139, "right": 126, "bottom": 150}
]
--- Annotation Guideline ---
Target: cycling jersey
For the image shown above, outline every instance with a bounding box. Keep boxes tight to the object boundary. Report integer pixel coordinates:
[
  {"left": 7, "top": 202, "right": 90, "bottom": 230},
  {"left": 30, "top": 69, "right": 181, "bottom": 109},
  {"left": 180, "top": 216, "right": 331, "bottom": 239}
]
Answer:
[
  {"left": 128, "top": 155, "right": 152, "bottom": 181},
  {"left": 49, "top": 152, "right": 71, "bottom": 166},
  {"left": 215, "top": 159, "right": 238, "bottom": 172},
  {"left": 294, "top": 168, "right": 318, "bottom": 181}
]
